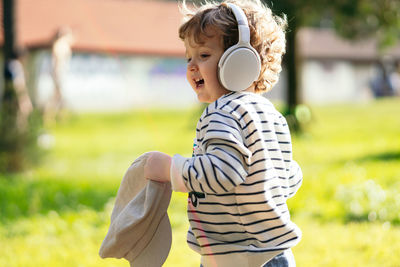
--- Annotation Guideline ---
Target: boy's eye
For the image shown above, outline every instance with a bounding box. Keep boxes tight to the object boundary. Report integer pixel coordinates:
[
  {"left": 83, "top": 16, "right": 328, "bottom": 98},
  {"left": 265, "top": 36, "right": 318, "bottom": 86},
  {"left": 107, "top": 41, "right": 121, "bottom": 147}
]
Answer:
[{"left": 200, "top": 54, "right": 210, "bottom": 58}]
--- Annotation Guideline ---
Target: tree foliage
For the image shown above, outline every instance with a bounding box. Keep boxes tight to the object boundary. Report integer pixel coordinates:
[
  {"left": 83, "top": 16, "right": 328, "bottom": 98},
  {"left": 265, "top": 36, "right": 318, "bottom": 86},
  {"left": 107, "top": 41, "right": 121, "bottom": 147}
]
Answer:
[
  {"left": 263, "top": 0, "right": 400, "bottom": 131},
  {"left": 328, "top": 0, "right": 400, "bottom": 49}
]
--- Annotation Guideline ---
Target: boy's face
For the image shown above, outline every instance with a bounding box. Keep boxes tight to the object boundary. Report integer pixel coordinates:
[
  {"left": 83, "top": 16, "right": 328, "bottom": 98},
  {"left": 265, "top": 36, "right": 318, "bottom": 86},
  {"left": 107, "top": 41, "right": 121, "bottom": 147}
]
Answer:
[{"left": 184, "top": 29, "right": 230, "bottom": 103}]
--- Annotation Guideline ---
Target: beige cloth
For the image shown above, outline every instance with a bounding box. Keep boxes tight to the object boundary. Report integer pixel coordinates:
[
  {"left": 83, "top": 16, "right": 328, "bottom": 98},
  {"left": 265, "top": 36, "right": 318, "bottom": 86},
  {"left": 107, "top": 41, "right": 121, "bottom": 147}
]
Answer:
[{"left": 99, "top": 153, "right": 172, "bottom": 267}]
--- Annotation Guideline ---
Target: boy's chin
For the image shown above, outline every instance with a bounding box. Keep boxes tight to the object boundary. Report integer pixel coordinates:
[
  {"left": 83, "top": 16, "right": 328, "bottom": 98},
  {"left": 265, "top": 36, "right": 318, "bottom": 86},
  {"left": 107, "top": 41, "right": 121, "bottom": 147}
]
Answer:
[
  {"left": 197, "top": 97, "right": 210, "bottom": 104},
  {"left": 196, "top": 93, "right": 212, "bottom": 104}
]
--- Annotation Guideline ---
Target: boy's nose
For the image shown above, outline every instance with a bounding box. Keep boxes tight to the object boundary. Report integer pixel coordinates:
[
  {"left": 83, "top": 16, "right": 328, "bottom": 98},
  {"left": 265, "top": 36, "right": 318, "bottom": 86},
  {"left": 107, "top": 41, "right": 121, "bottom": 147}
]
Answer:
[{"left": 188, "top": 61, "right": 198, "bottom": 72}]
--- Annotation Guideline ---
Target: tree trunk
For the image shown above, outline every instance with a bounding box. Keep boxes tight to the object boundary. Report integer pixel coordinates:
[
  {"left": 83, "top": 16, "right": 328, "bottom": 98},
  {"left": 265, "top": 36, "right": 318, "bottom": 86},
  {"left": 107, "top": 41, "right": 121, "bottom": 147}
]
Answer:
[
  {"left": 284, "top": 18, "right": 301, "bottom": 132},
  {"left": 3, "top": 0, "right": 17, "bottom": 62},
  {"left": 1, "top": 0, "right": 24, "bottom": 172}
]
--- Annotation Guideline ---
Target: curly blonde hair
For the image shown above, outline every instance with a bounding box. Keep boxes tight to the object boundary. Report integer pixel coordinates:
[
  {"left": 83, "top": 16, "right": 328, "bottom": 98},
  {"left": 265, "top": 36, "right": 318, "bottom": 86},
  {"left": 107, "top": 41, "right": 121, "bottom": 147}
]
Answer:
[{"left": 179, "top": 0, "right": 287, "bottom": 93}]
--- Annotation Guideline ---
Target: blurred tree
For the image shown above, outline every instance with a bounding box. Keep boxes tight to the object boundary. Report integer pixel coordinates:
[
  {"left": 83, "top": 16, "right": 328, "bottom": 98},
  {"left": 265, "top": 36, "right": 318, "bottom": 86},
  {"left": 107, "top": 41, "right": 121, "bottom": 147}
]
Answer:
[
  {"left": 330, "top": 0, "right": 400, "bottom": 49},
  {"left": 1, "top": 0, "right": 42, "bottom": 173},
  {"left": 264, "top": 0, "right": 400, "bottom": 131}
]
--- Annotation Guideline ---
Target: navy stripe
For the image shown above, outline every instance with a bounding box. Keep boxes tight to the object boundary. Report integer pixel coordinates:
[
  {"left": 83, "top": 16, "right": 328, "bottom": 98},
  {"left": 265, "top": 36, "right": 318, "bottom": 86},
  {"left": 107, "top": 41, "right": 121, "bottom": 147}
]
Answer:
[
  {"left": 229, "top": 103, "right": 241, "bottom": 114},
  {"left": 192, "top": 163, "right": 199, "bottom": 178},
  {"left": 187, "top": 208, "right": 275, "bottom": 217},
  {"left": 289, "top": 169, "right": 300, "bottom": 179},
  {"left": 199, "top": 124, "right": 207, "bottom": 131},
  {"left": 195, "top": 229, "right": 294, "bottom": 248},
  {"left": 189, "top": 219, "right": 238, "bottom": 226},
  {"left": 199, "top": 157, "right": 217, "bottom": 193},
  {"left": 231, "top": 93, "right": 247, "bottom": 101},
  {"left": 242, "top": 119, "right": 254, "bottom": 130},
  {"left": 279, "top": 141, "right": 291, "bottom": 144},
  {"left": 206, "top": 153, "right": 244, "bottom": 181},
  {"left": 247, "top": 167, "right": 274, "bottom": 177},
  {"left": 201, "top": 247, "right": 286, "bottom": 256},
  {"left": 199, "top": 181, "right": 205, "bottom": 192},
  {"left": 207, "top": 190, "right": 265, "bottom": 197},
  {"left": 208, "top": 142, "right": 249, "bottom": 158},
  {"left": 189, "top": 216, "right": 281, "bottom": 230},
  {"left": 220, "top": 99, "right": 232, "bottom": 110},
  {"left": 203, "top": 111, "right": 241, "bottom": 128},
  {"left": 245, "top": 129, "right": 257, "bottom": 139},
  {"left": 212, "top": 147, "right": 243, "bottom": 166},
  {"left": 252, "top": 148, "right": 264, "bottom": 156},
  {"left": 222, "top": 91, "right": 235, "bottom": 99},
  {"left": 199, "top": 199, "right": 284, "bottom": 207},
  {"left": 248, "top": 158, "right": 267, "bottom": 166},
  {"left": 209, "top": 156, "right": 228, "bottom": 192},
  {"left": 247, "top": 138, "right": 262, "bottom": 148},
  {"left": 276, "top": 236, "right": 299, "bottom": 247},
  {"left": 187, "top": 165, "right": 194, "bottom": 191},
  {"left": 276, "top": 131, "right": 289, "bottom": 135},
  {"left": 209, "top": 120, "right": 241, "bottom": 134},
  {"left": 192, "top": 227, "right": 247, "bottom": 235},
  {"left": 274, "top": 122, "right": 288, "bottom": 126},
  {"left": 238, "top": 111, "right": 248, "bottom": 121},
  {"left": 201, "top": 137, "right": 241, "bottom": 147},
  {"left": 212, "top": 162, "right": 240, "bottom": 187},
  {"left": 192, "top": 223, "right": 288, "bottom": 237},
  {"left": 187, "top": 240, "right": 200, "bottom": 247},
  {"left": 208, "top": 185, "right": 291, "bottom": 198},
  {"left": 247, "top": 101, "right": 273, "bottom": 107},
  {"left": 206, "top": 129, "right": 239, "bottom": 138},
  {"left": 241, "top": 177, "right": 278, "bottom": 186},
  {"left": 289, "top": 178, "right": 302, "bottom": 188}
]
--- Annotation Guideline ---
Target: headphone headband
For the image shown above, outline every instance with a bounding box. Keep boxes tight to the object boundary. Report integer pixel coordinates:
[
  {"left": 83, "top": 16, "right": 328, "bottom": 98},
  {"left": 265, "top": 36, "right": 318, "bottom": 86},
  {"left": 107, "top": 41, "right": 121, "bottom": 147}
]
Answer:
[{"left": 226, "top": 3, "right": 250, "bottom": 44}]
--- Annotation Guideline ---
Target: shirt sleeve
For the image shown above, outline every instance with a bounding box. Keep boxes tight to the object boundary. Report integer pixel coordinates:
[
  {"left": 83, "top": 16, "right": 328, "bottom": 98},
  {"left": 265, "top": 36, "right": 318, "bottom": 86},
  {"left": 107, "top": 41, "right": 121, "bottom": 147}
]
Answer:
[
  {"left": 170, "top": 110, "right": 252, "bottom": 193},
  {"left": 286, "top": 160, "right": 302, "bottom": 198}
]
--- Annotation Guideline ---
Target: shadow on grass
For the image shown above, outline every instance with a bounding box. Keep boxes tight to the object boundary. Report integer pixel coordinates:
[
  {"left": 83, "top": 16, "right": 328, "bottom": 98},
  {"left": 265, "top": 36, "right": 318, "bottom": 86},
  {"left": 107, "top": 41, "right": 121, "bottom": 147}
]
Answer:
[
  {"left": 0, "top": 176, "right": 118, "bottom": 223},
  {"left": 355, "top": 151, "right": 400, "bottom": 162}
]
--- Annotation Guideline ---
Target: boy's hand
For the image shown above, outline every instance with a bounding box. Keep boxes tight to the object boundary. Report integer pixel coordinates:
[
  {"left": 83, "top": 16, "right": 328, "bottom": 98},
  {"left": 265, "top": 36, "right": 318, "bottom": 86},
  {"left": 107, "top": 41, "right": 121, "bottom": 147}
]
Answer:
[{"left": 144, "top": 151, "right": 172, "bottom": 182}]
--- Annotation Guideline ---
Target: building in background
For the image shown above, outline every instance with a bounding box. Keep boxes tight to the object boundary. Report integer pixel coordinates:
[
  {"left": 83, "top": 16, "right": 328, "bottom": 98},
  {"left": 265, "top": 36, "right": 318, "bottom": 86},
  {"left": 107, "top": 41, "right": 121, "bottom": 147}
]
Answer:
[
  {"left": 1, "top": 0, "right": 195, "bottom": 111},
  {"left": 298, "top": 28, "right": 400, "bottom": 103},
  {"left": 0, "top": 0, "right": 399, "bottom": 112}
]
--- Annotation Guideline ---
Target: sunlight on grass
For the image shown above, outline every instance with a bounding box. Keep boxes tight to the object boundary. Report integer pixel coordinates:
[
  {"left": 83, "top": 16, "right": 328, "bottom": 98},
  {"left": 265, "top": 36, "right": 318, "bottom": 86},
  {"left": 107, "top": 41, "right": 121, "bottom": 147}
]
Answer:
[
  {"left": 294, "top": 218, "right": 400, "bottom": 266},
  {"left": 1, "top": 99, "right": 399, "bottom": 266}
]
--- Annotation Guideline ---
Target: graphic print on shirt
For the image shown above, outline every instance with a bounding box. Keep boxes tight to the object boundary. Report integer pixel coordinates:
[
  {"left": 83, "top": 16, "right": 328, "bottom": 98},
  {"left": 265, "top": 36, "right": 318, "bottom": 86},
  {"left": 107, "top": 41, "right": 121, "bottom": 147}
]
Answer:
[{"left": 188, "top": 139, "right": 205, "bottom": 207}]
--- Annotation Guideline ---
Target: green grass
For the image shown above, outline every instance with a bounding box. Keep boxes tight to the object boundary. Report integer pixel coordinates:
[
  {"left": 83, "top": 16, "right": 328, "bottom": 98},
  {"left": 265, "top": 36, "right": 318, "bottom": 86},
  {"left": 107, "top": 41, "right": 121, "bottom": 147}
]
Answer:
[{"left": 1, "top": 99, "right": 400, "bottom": 266}]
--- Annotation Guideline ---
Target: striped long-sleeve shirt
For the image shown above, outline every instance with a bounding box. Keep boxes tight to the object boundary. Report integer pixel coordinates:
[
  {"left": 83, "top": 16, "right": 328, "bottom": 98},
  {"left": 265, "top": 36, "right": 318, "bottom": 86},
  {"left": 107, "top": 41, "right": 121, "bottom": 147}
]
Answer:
[{"left": 171, "top": 91, "right": 302, "bottom": 267}]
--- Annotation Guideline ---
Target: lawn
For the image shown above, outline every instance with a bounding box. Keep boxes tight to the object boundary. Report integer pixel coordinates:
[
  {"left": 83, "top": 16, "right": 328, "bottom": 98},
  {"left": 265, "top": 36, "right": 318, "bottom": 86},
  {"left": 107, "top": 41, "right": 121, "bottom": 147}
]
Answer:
[{"left": 1, "top": 98, "right": 400, "bottom": 266}]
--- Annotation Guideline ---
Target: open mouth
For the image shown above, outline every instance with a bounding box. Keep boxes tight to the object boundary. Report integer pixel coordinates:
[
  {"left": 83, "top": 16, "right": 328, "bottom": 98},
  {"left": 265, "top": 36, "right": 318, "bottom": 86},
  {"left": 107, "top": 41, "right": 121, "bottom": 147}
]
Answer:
[{"left": 194, "top": 78, "right": 204, "bottom": 88}]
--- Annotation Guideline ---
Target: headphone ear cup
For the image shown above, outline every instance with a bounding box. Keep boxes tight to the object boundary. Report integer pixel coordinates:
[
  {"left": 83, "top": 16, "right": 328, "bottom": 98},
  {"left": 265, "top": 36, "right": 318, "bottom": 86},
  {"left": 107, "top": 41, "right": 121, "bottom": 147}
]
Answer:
[{"left": 218, "top": 46, "right": 261, "bottom": 92}]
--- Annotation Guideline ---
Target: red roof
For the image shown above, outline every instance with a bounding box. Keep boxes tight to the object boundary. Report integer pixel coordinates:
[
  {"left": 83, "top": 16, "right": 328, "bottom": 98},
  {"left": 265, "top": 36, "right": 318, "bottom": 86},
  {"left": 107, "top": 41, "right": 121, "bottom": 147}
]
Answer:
[
  {"left": 0, "top": 0, "right": 186, "bottom": 56},
  {"left": 1, "top": 0, "right": 399, "bottom": 60}
]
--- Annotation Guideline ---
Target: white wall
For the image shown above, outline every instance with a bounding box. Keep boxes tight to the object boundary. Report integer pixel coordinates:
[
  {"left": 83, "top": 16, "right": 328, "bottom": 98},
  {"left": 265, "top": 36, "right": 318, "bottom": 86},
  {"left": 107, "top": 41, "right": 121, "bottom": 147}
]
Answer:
[
  {"left": 33, "top": 52, "right": 378, "bottom": 112},
  {"left": 301, "top": 59, "right": 374, "bottom": 103},
  {"left": 35, "top": 52, "right": 197, "bottom": 111}
]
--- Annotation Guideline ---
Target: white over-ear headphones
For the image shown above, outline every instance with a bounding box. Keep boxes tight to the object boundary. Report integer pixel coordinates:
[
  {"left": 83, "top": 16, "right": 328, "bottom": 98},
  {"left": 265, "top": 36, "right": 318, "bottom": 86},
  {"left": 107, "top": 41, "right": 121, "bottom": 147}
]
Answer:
[{"left": 218, "top": 3, "right": 261, "bottom": 92}]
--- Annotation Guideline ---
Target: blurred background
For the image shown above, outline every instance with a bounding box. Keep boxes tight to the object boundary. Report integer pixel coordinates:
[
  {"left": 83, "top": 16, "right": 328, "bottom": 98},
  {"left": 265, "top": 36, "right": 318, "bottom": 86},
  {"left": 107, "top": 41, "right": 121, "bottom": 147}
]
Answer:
[{"left": 0, "top": 0, "right": 399, "bottom": 266}]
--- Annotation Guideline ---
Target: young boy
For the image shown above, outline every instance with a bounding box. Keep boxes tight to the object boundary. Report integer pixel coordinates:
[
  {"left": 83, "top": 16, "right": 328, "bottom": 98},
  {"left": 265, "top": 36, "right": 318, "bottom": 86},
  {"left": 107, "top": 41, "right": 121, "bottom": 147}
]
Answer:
[{"left": 144, "top": 0, "right": 302, "bottom": 266}]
